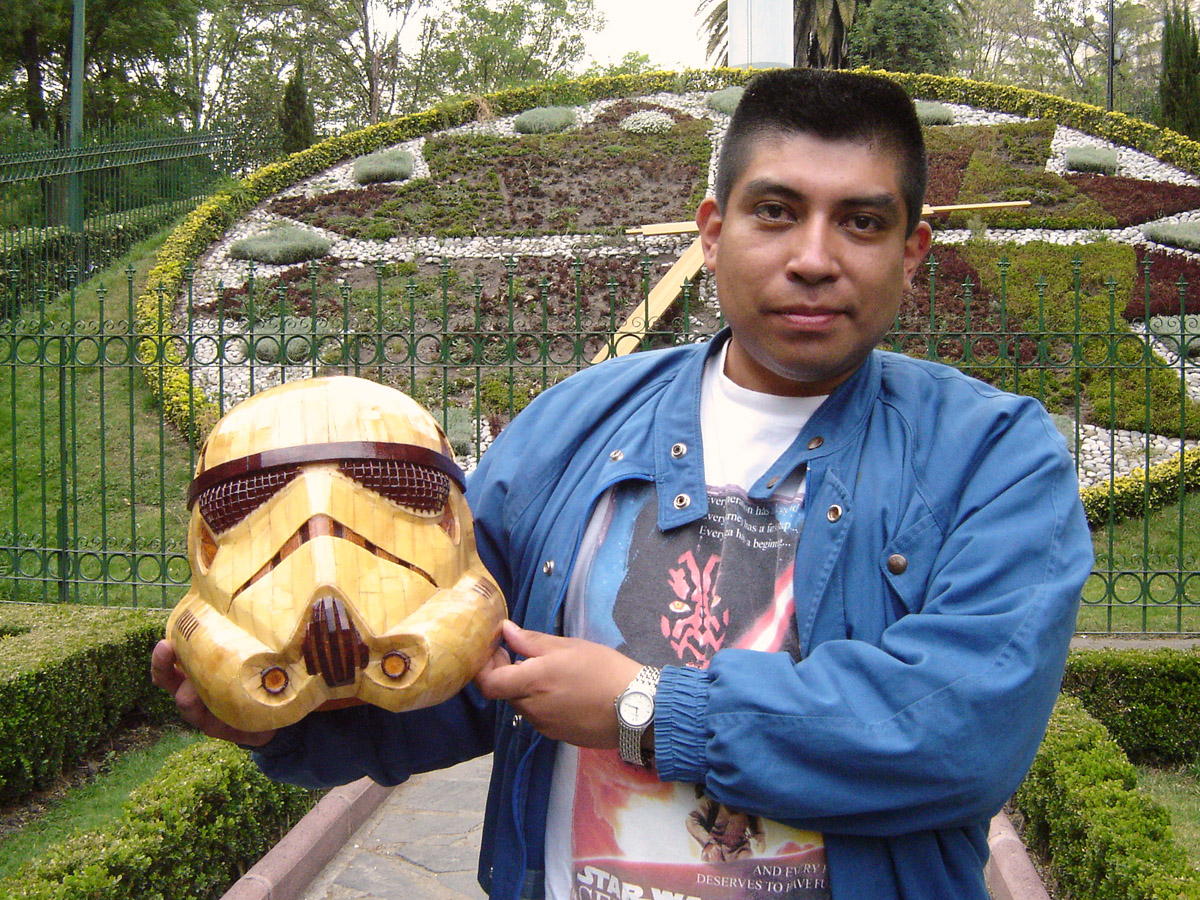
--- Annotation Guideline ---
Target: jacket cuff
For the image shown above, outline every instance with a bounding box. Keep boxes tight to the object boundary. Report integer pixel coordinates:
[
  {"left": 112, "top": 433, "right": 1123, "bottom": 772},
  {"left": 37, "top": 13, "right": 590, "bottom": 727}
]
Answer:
[
  {"left": 653, "top": 664, "right": 712, "bottom": 783},
  {"left": 249, "top": 720, "right": 305, "bottom": 762}
]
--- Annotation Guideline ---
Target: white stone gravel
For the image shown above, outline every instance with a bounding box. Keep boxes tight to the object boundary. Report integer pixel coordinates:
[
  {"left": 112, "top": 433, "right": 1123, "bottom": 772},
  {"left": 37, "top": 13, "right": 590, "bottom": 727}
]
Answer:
[{"left": 179, "top": 93, "right": 1200, "bottom": 485}]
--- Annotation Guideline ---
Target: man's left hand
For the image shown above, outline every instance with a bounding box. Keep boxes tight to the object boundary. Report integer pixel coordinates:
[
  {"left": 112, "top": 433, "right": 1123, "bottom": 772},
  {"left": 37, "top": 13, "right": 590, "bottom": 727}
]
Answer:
[{"left": 474, "top": 620, "right": 644, "bottom": 747}]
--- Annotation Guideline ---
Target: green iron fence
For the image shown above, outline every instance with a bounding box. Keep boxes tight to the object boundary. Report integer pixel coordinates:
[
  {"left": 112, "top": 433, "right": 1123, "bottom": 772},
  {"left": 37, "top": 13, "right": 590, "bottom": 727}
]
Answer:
[
  {"left": 0, "top": 250, "right": 1196, "bottom": 633},
  {"left": 0, "top": 127, "right": 235, "bottom": 314}
]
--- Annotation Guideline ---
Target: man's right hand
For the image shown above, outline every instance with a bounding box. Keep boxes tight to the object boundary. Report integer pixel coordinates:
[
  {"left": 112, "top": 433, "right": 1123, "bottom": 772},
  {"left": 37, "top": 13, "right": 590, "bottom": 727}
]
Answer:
[{"left": 151, "top": 640, "right": 277, "bottom": 747}]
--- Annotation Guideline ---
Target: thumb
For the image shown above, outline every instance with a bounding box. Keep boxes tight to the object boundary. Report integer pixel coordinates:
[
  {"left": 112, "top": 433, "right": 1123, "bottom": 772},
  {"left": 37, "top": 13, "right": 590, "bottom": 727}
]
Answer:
[{"left": 501, "top": 619, "right": 554, "bottom": 658}]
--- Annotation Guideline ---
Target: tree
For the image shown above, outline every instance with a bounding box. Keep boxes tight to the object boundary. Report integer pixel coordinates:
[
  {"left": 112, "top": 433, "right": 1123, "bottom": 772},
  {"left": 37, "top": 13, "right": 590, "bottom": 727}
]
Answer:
[
  {"left": 696, "top": 0, "right": 857, "bottom": 69},
  {"left": 418, "top": 0, "right": 602, "bottom": 98},
  {"left": 698, "top": 0, "right": 729, "bottom": 65},
  {"left": 0, "top": 0, "right": 200, "bottom": 134},
  {"left": 279, "top": 58, "right": 317, "bottom": 154},
  {"left": 795, "top": 0, "right": 856, "bottom": 68},
  {"left": 848, "top": 0, "right": 954, "bottom": 74},
  {"left": 1161, "top": 1, "right": 1200, "bottom": 137}
]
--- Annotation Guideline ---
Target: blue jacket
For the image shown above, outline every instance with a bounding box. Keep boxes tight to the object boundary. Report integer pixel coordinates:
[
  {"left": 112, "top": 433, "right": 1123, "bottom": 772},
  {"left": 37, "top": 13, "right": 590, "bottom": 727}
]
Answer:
[{"left": 256, "top": 333, "right": 1093, "bottom": 900}]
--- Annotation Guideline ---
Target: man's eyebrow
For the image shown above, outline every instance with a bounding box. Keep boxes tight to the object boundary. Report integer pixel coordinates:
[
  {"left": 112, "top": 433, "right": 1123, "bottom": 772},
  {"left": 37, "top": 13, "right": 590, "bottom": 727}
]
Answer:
[{"left": 740, "top": 179, "right": 902, "bottom": 213}]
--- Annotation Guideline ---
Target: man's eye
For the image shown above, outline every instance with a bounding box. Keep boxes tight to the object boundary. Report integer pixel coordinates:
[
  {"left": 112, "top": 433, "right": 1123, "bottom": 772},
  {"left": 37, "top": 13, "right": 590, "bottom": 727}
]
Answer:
[
  {"left": 755, "top": 202, "right": 792, "bottom": 222},
  {"left": 848, "top": 214, "right": 882, "bottom": 231}
]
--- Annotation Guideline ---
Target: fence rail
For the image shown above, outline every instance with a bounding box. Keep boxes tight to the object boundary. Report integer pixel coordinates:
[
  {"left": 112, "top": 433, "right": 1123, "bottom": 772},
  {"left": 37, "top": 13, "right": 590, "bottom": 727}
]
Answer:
[
  {"left": 0, "top": 129, "right": 235, "bottom": 310},
  {"left": 0, "top": 253, "right": 1196, "bottom": 635}
]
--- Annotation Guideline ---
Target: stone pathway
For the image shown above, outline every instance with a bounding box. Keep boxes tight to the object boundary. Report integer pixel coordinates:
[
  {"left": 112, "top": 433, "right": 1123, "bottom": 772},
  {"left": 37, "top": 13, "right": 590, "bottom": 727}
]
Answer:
[{"left": 296, "top": 756, "right": 490, "bottom": 900}]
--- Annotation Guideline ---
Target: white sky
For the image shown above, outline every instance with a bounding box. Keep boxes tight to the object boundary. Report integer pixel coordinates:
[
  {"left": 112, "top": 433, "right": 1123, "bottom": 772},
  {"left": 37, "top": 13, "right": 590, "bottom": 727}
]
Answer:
[{"left": 583, "top": 0, "right": 712, "bottom": 70}]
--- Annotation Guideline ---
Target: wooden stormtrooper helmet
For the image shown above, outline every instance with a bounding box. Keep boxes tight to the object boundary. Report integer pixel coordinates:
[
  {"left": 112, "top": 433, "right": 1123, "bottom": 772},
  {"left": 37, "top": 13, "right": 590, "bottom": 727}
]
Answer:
[{"left": 166, "top": 376, "right": 506, "bottom": 732}]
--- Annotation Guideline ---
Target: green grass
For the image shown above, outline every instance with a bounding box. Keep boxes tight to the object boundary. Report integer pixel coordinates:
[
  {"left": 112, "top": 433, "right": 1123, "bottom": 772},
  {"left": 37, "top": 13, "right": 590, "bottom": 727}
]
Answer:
[
  {"left": 1079, "top": 495, "right": 1200, "bottom": 633},
  {"left": 0, "top": 726, "right": 203, "bottom": 883},
  {"left": 0, "top": 225, "right": 196, "bottom": 607},
  {"left": 1137, "top": 767, "right": 1200, "bottom": 866}
]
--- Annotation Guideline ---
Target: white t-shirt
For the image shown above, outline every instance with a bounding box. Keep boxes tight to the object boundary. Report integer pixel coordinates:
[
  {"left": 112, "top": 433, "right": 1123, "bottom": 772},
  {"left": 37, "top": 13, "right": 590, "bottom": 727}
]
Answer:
[{"left": 545, "top": 344, "right": 832, "bottom": 900}]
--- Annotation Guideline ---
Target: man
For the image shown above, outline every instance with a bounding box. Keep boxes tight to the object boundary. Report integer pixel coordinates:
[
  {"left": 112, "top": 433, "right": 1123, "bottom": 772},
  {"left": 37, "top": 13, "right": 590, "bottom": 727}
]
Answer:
[{"left": 153, "top": 68, "right": 1093, "bottom": 900}]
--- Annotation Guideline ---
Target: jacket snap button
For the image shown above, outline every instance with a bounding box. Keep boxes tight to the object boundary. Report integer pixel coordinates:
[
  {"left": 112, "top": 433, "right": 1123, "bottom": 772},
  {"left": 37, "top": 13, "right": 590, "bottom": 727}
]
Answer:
[
  {"left": 808, "top": 436, "right": 825, "bottom": 450},
  {"left": 826, "top": 505, "right": 843, "bottom": 523},
  {"left": 609, "top": 449, "right": 624, "bottom": 462},
  {"left": 512, "top": 714, "right": 524, "bottom": 728},
  {"left": 542, "top": 560, "right": 555, "bottom": 576},
  {"left": 673, "top": 493, "right": 691, "bottom": 509},
  {"left": 887, "top": 554, "right": 909, "bottom": 575},
  {"left": 670, "top": 442, "right": 687, "bottom": 459}
]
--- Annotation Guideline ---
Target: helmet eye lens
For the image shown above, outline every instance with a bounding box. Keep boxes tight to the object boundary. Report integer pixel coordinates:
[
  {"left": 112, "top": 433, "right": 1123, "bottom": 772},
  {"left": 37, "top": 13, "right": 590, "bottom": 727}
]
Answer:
[
  {"left": 338, "top": 459, "right": 450, "bottom": 516},
  {"left": 197, "top": 466, "right": 301, "bottom": 534}
]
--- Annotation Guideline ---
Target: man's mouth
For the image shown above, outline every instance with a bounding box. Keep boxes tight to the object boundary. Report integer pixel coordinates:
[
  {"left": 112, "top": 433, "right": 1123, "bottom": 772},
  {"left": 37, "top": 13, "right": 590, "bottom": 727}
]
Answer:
[
  {"left": 774, "top": 307, "right": 841, "bottom": 330},
  {"left": 233, "top": 513, "right": 437, "bottom": 598}
]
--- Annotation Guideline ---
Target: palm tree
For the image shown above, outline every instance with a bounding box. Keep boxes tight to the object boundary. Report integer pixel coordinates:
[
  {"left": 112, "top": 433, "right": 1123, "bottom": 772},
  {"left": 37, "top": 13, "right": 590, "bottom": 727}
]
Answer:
[{"left": 696, "top": 0, "right": 858, "bottom": 68}]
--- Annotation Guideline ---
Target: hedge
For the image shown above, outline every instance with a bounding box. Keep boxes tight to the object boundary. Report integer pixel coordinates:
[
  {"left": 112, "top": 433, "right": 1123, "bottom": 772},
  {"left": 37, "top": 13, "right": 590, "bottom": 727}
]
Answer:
[
  {"left": 0, "top": 603, "right": 172, "bottom": 800},
  {"left": 1015, "top": 693, "right": 1200, "bottom": 900},
  {"left": 0, "top": 739, "right": 317, "bottom": 900},
  {"left": 1063, "top": 646, "right": 1200, "bottom": 766},
  {"left": 1080, "top": 445, "right": 1200, "bottom": 528}
]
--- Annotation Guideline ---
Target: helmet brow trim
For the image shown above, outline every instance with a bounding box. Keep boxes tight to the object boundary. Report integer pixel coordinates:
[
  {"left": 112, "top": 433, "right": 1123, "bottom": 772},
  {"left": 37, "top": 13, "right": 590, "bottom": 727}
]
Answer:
[{"left": 187, "top": 440, "right": 466, "bottom": 509}]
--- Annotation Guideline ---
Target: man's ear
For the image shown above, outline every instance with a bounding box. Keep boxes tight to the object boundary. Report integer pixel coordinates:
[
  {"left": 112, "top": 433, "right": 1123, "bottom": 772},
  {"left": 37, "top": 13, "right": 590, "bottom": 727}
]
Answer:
[
  {"left": 696, "top": 196, "right": 722, "bottom": 273},
  {"left": 902, "top": 220, "right": 933, "bottom": 289}
]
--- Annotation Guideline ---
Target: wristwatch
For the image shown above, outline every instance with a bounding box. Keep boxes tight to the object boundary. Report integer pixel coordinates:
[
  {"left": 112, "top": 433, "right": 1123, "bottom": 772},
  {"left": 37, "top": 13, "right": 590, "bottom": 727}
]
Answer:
[{"left": 615, "top": 665, "right": 661, "bottom": 766}]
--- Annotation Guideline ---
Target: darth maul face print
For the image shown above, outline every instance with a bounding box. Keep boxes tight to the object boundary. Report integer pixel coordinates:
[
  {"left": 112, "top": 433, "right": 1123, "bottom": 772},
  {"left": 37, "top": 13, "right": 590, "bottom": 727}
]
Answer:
[{"left": 611, "top": 492, "right": 800, "bottom": 669}]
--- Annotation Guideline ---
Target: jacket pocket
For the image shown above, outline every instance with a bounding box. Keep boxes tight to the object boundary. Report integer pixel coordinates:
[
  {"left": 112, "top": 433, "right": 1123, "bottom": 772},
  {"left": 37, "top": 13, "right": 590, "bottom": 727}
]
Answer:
[{"left": 880, "top": 507, "right": 942, "bottom": 616}]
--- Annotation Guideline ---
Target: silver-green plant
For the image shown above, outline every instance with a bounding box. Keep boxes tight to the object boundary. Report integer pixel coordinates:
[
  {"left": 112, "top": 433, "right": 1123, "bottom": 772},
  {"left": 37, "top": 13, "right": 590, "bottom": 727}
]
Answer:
[
  {"left": 353, "top": 148, "right": 415, "bottom": 184},
  {"left": 707, "top": 86, "right": 743, "bottom": 115},
  {"left": 246, "top": 315, "right": 338, "bottom": 365},
  {"left": 228, "top": 226, "right": 331, "bottom": 265},
  {"left": 440, "top": 405, "right": 478, "bottom": 459},
  {"left": 513, "top": 106, "right": 576, "bottom": 134},
  {"left": 1143, "top": 221, "right": 1200, "bottom": 252},
  {"left": 619, "top": 110, "right": 675, "bottom": 134},
  {"left": 915, "top": 101, "right": 954, "bottom": 125},
  {"left": 1064, "top": 146, "right": 1119, "bottom": 175},
  {"left": 1148, "top": 313, "right": 1200, "bottom": 357}
]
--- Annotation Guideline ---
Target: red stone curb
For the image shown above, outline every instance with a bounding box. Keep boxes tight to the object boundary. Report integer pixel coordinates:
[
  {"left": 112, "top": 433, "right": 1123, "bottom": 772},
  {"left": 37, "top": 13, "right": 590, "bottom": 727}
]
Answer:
[
  {"left": 222, "top": 782, "right": 1047, "bottom": 900},
  {"left": 986, "top": 811, "right": 1051, "bottom": 900},
  {"left": 219, "top": 777, "right": 395, "bottom": 900}
]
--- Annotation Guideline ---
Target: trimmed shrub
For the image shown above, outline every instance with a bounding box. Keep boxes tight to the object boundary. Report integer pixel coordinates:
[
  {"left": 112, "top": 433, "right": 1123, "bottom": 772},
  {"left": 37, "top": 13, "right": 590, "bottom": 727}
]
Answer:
[
  {"left": 513, "top": 106, "right": 576, "bottom": 134},
  {"left": 0, "top": 739, "right": 317, "bottom": 900},
  {"left": 1080, "top": 446, "right": 1200, "bottom": 528},
  {"left": 353, "top": 148, "right": 415, "bottom": 185},
  {"left": 1144, "top": 220, "right": 1200, "bottom": 252},
  {"left": 619, "top": 110, "right": 675, "bottom": 134},
  {"left": 1066, "top": 145, "right": 1120, "bottom": 175},
  {"left": 0, "top": 603, "right": 170, "bottom": 800},
  {"left": 707, "top": 86, "right": 743, "bottom": 115},
  {"left": 915, "top": 100, "right": 954, "bottom": 125},
  {"left": 1063, "top": 648, "right": 1200, "bottom": 766},
  {"left": 1015, "top": 694, "right": 1200, "bottom": 900},
  {"left": 228, "top": 225, "right": 331, "bottom": 265}
]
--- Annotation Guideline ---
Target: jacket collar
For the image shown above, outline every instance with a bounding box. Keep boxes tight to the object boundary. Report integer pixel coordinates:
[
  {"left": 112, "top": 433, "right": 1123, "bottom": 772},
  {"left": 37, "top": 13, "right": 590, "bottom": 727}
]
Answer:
[{"left": 649, "top": 329, "right": 883, "bottom": 530}]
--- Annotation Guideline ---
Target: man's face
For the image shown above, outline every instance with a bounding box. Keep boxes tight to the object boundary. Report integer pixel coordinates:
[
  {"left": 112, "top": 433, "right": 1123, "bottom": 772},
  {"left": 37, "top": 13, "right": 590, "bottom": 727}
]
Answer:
[{"left": 698, "top": 132, "right": 932, "bottom": 396}]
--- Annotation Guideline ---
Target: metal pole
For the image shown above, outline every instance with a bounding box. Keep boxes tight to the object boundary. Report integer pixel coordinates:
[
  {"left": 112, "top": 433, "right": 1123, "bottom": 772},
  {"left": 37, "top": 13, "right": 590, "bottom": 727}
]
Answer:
[
  {"left": 1107, "top": 0, "right": 1115, "bottom": 111},
  {"left": 68, "top": 0, "right": 86, "bottom": 254}
]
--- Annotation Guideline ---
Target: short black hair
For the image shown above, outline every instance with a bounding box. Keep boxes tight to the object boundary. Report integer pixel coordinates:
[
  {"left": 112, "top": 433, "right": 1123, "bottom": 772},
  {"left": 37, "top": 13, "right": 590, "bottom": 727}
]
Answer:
[{"left": 715, "top": 68, "right": 928, "bottom": 236}]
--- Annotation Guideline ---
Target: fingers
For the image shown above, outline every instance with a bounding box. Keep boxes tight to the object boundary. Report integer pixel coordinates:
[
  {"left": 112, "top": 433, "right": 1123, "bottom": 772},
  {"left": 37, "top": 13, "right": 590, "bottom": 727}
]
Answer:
[
  {"left": 150, "top": 639, "right": 183, "bottom": 694},
  {"left": 150, "top": 639, "right": 276, "bottom": 747}
]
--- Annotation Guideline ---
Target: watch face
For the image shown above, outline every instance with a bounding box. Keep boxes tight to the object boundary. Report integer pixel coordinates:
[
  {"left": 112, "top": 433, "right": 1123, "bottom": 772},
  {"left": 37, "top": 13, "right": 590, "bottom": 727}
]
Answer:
[{"left": 618, "top": 689, "right": 653, "bottom": 728}]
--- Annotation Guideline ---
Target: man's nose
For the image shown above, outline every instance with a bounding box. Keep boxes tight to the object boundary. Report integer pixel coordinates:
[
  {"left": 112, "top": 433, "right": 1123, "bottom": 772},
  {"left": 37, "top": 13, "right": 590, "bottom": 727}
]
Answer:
[{"left": 786, "top": 219, "right": 839, "bottom": 283}]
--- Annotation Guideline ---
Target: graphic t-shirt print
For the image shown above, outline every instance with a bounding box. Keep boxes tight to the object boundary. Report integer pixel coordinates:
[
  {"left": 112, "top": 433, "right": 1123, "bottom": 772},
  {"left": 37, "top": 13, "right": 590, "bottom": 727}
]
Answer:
[{"left": 570, "top": 484, "right": 830, "bottom": 900}]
